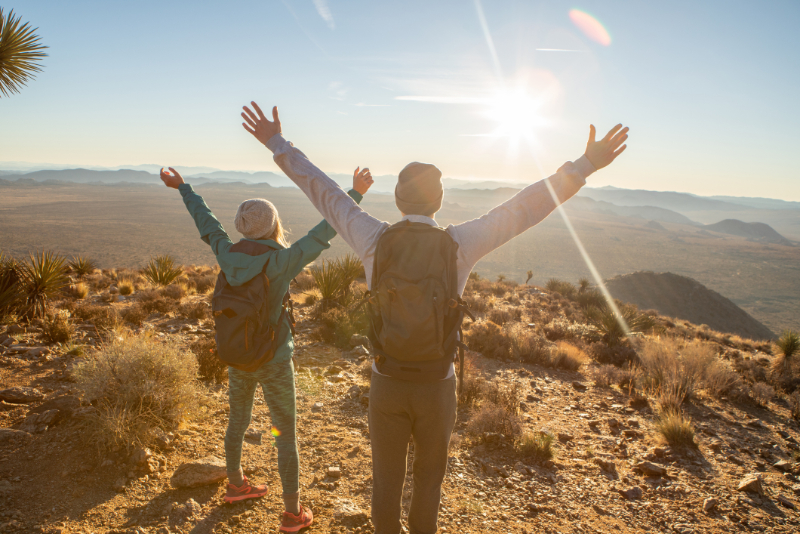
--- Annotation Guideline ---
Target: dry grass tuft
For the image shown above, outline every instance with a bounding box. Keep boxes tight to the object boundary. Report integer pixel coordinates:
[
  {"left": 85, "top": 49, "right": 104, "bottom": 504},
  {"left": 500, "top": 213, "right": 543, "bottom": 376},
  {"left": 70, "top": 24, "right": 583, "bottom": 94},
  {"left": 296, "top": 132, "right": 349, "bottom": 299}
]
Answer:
[
  {"left": 550, "top": 342, "right": 588, "bottom": 372},
  {"left": 73, "top": 282, "right": 89, "bottom": 300},
  {"left": 42, "top": 309, "right": 73, "bottom": 343},
  {"left": 591, "top": 364, "right": 622, "bottom": 388},
  {"left": 118, "top": 279, "right": 135, "bottom": 296},
  {"left": 750, "top": 382, "right": 774, "bottom": 406},
  {"left": 73, "top": 331, "right": 199, "bottom": 450},
  {"left": 655, "top": 409, "right": 695, "bottom": 447},
  {"left": 516, "top": 431, "right": 555, "bottom": 462}
]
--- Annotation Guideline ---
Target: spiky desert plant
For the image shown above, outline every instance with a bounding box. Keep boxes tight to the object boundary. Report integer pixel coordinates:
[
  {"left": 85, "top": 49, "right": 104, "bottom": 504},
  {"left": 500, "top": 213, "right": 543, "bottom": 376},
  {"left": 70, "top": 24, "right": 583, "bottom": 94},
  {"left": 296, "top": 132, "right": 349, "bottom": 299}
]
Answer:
[
  {"left": 525, "top": 270, "right": 533, "bottom": 284},
  {"left": 68, "top": 255, "right": 97, "bottom": 278},
  {"left": 545, "top": 278, "right": 576, "bottom": 299},
  {"left": 0, "top": 8, "right": 48, "bottom": 97},
  {"left": 655, "top": 409, "right": 695, "bottom": 447},
  {"left": 19, "top": 250, "right": 69, "bottom": 318},
  {"left": 516, "top": 430, "right": 555, "bottom": 462},
  {"left": 310, "top": 259, "right": 345, "bottom": 311},
  {"left": 0, "top": 252, "right": 23, "bottom": 316},
  {"left": 585, "top": 304, "right": 661, "bottom": 346},
  {"left": 773, "top": 330, "right": 800, "bottom": 376},
  {"left": 142, "top": 255, "right": 183, "bottom": 286}
]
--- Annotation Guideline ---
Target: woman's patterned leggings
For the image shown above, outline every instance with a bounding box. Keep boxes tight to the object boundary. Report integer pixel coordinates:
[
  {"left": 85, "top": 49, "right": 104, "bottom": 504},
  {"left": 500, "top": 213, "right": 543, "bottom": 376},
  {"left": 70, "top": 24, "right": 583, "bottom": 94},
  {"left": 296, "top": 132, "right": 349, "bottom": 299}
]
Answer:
[{"left": 225, "top": 357, "right": 298, "bottom": 494}]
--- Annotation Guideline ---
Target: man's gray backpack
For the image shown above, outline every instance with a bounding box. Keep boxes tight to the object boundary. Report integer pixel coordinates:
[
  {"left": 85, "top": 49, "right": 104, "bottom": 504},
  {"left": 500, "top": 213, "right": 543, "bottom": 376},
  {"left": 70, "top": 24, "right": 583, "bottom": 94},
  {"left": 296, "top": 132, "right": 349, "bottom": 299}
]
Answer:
[{"left": 368, "top": 221, "right": 471, "bottom": 381}]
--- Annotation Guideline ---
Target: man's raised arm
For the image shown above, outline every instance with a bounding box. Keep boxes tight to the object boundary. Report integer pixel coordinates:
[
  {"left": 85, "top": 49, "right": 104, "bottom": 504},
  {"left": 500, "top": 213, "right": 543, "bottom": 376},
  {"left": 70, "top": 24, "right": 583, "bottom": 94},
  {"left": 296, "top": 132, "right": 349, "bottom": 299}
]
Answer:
[
  {"left": 241, "top": 102, "right": 387, "bottom": 262},
  {"left": 450, "top": 124, "right": 629, "bottom": 270}
]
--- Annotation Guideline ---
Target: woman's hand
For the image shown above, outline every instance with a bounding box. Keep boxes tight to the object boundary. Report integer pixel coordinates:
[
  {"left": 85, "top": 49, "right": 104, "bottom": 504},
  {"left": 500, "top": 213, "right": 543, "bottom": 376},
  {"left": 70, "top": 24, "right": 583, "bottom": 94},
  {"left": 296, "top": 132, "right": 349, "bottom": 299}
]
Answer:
[
  {"left": 160, "top": 167, "right": 185, "bottom": 189},
  {"left": 584, "top": 124, "right": 629, "bottom": 170},
  {"left": 353, "top": 167, "right": 374, "bottom": 195},
  {"left": 242, "top": 102, "right": 282, "bottom": 146}
]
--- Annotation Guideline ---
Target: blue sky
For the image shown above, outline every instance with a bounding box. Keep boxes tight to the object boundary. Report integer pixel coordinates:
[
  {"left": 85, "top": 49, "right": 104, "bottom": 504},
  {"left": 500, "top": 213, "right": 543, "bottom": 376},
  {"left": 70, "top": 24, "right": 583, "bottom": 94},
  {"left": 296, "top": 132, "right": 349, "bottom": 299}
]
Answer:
[{"left": 2, "top": 0, "right": 800, "bottom": 199}]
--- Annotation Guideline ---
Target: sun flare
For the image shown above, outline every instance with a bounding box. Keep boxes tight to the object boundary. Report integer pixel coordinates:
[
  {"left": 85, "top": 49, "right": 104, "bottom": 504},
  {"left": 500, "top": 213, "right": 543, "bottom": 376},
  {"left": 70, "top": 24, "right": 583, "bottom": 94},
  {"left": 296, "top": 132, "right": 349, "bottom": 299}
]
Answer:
[{"left": 483, "top": 88, "right": 547, "bottom": 145}]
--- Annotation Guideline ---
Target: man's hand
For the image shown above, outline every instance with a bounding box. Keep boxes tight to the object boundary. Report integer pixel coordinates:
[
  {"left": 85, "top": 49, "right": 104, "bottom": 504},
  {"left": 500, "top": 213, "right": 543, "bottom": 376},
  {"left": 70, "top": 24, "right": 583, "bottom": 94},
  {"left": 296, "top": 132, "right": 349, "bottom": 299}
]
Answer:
[
  {"left": 160, "top": 167, "right": 185, "bottom": 189},
  {"left": 353, "top": 167, "right": 374, "bottom": 195},
  {"left": 585, "top": 124, "right": 629, "bottom": 170},
  {"left": 242, "top": 102, "right": 281, "bottom": 145}
]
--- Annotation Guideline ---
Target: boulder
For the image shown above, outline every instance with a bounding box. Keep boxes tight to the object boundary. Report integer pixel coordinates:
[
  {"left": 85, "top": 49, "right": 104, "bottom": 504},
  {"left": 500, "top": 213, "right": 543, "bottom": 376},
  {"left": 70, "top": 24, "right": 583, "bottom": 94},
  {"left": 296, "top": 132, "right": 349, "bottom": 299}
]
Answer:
[
  {"left": 28, "top": 395, "right": 80, "bottom": 418},
  {"left": 0, "top": 428, "right": 32, "bottom": 444},
  {"left": 349, "top": 334, "right": 370, "bottom": 348},
  {"left": 170, "top": 456, "right": 227, "bottom": 488},
  {"left": 737, "top": 474, "right": 764, "bottom": 494},
  {"left": 19, "top": 409, "right": 60, "bottom": 433},
  {"left": 773, "top": 460, "right": 793, "bottom": 472},
  {"left": 0, "top": 387, "right": 44, "bottom": 404}
]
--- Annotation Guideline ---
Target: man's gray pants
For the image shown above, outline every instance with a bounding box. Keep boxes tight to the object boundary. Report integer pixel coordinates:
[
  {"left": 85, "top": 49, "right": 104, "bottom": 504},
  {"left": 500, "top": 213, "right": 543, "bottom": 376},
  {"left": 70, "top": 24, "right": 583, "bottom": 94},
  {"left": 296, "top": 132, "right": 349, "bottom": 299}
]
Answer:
[{"left": 369, "top": 371, "right": 458, "bottom": 534}]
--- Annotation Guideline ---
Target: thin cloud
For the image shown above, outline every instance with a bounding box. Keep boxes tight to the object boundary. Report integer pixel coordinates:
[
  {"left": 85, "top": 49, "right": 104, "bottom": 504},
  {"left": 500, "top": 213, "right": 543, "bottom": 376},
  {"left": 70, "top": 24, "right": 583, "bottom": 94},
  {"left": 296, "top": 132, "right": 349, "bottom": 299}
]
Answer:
[
  {"left": 535, "top": 48, "right": 587, "bottom": 53},
  {"left": 313, "top": 0, "right": 335, "bottom": 30},
  {"left": 395, "top": 96, "right": 484, "bottom": 104},
  {"left": 355, "top": 103, "right": 392, "bottom": 107}
]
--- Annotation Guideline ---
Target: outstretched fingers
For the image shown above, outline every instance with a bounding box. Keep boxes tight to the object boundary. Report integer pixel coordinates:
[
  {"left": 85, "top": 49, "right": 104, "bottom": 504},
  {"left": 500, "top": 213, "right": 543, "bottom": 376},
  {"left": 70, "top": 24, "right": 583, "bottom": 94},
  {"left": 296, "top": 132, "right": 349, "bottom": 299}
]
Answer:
[
  {"left": 602, "top": 124, "right": 623, "bottom": 142},
  {"left": 242, "top": 105, "right": 260, "bottom": 124},
  {"left": 272, "top": 106, "right": 280, "bottom": 124},
  {"left": 242, "top": 122, "right": 256, "bottom": 135},
  {"left": 251, "top": 101, "right": 267, "bottom": 121}
]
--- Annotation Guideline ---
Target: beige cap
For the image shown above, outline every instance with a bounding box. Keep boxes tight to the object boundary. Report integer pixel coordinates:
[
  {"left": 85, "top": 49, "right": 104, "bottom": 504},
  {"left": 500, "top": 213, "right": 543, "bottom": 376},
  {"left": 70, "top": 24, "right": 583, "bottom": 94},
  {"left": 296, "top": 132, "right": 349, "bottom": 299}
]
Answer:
[
  {"left": 234, "top": 198, "right": 278, "bottom": 240},
  {"left": 394, "top": 162, "right": 443, "bottom": 216}
]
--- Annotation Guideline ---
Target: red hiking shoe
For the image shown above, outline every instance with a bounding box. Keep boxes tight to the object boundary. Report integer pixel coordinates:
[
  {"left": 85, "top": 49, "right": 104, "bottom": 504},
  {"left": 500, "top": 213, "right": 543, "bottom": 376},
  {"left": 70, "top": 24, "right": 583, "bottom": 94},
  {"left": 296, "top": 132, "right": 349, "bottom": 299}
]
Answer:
[
  {"left": 223, "top": 476, "right": 269, "bottom": 503},
  {"left": 280, "top": 505, "right": 313, "bottom": 533}
]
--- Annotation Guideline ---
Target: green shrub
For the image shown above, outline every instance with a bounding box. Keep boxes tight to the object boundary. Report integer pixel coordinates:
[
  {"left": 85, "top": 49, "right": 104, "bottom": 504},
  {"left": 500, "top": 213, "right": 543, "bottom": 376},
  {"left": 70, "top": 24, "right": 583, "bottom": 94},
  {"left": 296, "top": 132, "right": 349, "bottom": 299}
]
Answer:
[
  {"left": 42, "top": 309, "right": 73, "bottom": 343},
  {"left": 316, "top": 306, "right": 369, "bottom": 348},
  {"left": 545, "top": 278, "right": 576, "bottom": 299},
  {"left": 20, "top": 251, "right": 70, "bottom": 318},
  {"left": 585, "top": 303, "right": 661, "bottom": 346},
  {"left": 73, "top": 331, "right": 199, "bottom": 450},
  {"left": 773, "top": 329, "right": 800, "bottom": 377},
  {"left": 68, "top": 255, "right": 97, "bottom": 278},
  {"left": 142, "top": 255, "right": 182, "bottom": 286},
  {"left": 516, "top": 431, "right": 555, "bottom": 461}
]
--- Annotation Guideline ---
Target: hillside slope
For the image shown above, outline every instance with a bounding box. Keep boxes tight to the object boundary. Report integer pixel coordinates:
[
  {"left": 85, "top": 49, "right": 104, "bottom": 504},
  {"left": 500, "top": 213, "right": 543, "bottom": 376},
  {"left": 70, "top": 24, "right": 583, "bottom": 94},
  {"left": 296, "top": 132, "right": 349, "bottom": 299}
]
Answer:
[
  {"left": 605, "top": 272, "right": 775, "bottom": 340},
  {"left": 704, "top": 219, "right": 794, "bottom": 246}
]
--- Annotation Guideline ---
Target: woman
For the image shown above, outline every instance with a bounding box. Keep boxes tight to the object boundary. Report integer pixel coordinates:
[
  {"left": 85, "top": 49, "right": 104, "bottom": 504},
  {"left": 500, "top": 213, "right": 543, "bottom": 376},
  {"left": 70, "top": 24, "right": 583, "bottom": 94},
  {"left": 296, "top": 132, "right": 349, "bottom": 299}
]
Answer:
[{"left": 160, "top": 165, "right": 373, "bottom": 533}]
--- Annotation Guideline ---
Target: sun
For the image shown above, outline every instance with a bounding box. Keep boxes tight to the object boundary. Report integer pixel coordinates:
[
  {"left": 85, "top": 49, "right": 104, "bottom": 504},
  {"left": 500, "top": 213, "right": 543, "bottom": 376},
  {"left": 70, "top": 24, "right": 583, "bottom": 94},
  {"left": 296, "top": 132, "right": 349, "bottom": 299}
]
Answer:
[{"left": 483, "top": 87, "right": 547, "bottom": 146}]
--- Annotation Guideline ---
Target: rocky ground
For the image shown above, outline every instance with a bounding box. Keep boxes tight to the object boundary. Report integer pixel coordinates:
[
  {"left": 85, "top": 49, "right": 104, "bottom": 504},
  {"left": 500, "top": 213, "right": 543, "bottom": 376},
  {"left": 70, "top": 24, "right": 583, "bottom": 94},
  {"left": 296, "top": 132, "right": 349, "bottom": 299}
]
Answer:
[{"left": 1, "top": 285, "right": 800, "bottom": 534}]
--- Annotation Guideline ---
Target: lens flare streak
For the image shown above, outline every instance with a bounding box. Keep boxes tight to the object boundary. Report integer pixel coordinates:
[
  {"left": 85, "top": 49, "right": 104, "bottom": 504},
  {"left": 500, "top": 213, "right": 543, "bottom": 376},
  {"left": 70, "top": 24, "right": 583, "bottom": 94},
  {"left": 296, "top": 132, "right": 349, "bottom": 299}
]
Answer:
[
  {"left": 569, "top": 9, "right": 612, "bottom": 46},
  {"left": 541, "top": 174, "right": 630, "bottom": 336}
]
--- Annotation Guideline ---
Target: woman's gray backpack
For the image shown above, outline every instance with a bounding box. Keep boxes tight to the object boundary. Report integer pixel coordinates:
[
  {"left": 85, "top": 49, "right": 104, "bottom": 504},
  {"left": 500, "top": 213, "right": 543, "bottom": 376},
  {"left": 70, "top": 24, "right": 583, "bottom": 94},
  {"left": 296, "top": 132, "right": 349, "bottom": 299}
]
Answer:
[{"left": 211, "top": 240, "right": 292, "bottom": 372}]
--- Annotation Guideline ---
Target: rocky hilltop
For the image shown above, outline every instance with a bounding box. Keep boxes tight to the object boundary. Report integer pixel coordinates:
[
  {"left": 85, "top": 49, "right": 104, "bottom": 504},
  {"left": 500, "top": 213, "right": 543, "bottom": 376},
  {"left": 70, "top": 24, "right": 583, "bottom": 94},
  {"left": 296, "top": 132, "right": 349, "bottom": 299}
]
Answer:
[
  {"left": 703, "top": 220, "right": 794, "bottom": 246},
  {"left": 0, "top": 264, "right": 798, "bottom": 534},
  {"left": 605, "top": 271, "right": 775, "bottom": 341}
]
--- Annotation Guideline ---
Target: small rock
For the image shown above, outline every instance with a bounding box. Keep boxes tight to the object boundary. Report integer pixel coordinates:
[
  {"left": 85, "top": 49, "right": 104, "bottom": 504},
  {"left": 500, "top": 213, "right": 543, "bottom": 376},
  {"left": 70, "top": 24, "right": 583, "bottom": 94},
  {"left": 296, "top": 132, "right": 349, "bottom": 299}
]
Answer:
[
  {"left": 607, "top": 418, "right": 620, "bottom": 428},
  {"left": 113, "top": 477, "right": 128, "bottom": 492},
  {"left": 325, "top": 365, "right": 343, "bottom": 376},
  {"left": 348, "top": 446, "right": 361, "bottom": 458},
  {"left": 776, "top": 494, "right": 796, "bottom": 509},
  {"left": 333, "top": 499, "right": 368, "bottom": 525},
  {"left": 244, "top": 428, "right": 263, "bottom": 444},
  {"left": 774, "top": 460, "right": 793, "bottom": 472},
  {"left": 557, "top": 432, "right": 573, "bottom": 443},
  {"left": 6, "top": 324, "right": 25, "bottom": 334},
  {"left": 571, "top": 381, "right": 587, "bottom": 391},
  {"left": 359, "top": 394, "right": 369, "bottom": 405},
  {"left": 19, "top": 409, "right": 60, "bottom": 433},
  {"left": 349, "top": 334, "right": 370, "bottom": 348},
  {"left": 634, "top": 461, "right": 667, "bottom": 477},
  {"left": 703, "top": 497, "right": 718, "bottom": 512},
  {"left": 623, "top": 429, "right": 643, "bottom": 439},
  {"left": 352, "top": 345, "right": 370, "bottom": 357},
  {"left": 588, "top": 420, "right": 600, "bottom": 428},
  {"left": 327, "top": 466, "right": 342, "bottom": 479},
  {"left": 311, "top": 402, "right": 324, "bottom": 412},
  {"left": 170, "top": 456, "right": 227, "bottom": 488},
  {"left": 0, "top": 387, "right": 44, "bottom": 404},
  {"left": 327, "top": 374, "right": 345, "bottom": 383},
  {"left": 171, "top": 498, "right": 202, "bottom": 524},
  {"left": 131, "top": 447, "right": 153, "bottom": 466},
  {"left": 737, "top": 473, "right": 764, "bottom": 494},
  {"left": 347, "top": 385, "right": 361, "bottom": 399},
  {"left": 618, "top": 486, "right": 643, "bottom": 500},
  {"left": 593, "top": 458, "right": 616, "bottom": 472},
  {"left": 23, "top": 347, "right": 48, "bottom": 359}
]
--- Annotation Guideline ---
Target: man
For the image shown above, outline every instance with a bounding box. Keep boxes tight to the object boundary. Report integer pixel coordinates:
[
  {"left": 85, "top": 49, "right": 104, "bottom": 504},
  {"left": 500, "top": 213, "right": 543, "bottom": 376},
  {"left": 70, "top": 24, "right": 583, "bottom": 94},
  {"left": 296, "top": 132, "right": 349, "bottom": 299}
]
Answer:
[{"left": 241, "top": 101, "right": 628, "bottom": 534}]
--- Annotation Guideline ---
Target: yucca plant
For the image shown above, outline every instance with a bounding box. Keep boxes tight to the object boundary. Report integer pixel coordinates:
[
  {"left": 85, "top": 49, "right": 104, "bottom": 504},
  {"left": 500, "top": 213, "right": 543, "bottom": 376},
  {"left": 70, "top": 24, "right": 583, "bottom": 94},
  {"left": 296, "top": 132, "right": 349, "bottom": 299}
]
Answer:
[
  {"left": 20, "top": 250, "right": 69, "bottom": 318},
  {"left": 68, "top": 255, "right": 97, "bottom": 278},
  {"left": 0, "top": 8, "right": 48, "bottom": 97},
  {"left": 545, "top": 278, "right": 576, "bottom": 299},
  {"left": 310, "top": 259, "right": 345, "bottom": 311},
  {"left": 585, "top": 303, "right": 661, "bottom": 346},
  {"left": 0, "top": 252, "right": 23, "bottom": 316},
  {"left": 773, "top": 329, "right": 800, "bottom": 377},
  {"left": 142, "top": 255, "right": 183, "bottom": 286}
]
